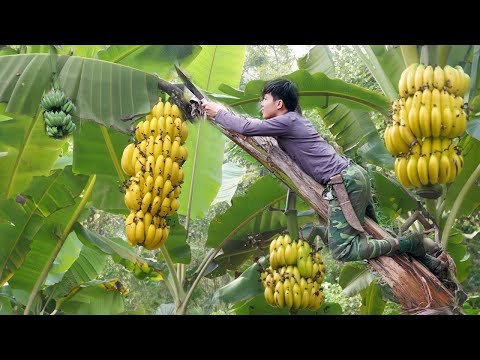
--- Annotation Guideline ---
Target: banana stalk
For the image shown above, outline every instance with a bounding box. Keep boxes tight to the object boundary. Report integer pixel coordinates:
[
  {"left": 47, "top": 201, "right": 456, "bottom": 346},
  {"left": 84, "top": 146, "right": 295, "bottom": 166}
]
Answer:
[
  {"left": 285, "top": 189, "right": 299, "bottom": 241},
  {"left": 400, "top": 45, "right": 420, "bottom": 67}
]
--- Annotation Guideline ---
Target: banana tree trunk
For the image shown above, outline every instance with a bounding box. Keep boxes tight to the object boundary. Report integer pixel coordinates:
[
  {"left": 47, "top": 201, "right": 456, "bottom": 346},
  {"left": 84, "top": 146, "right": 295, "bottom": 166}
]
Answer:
[{"left": 209, "top": 120, "right": 455, "bottom": 312}]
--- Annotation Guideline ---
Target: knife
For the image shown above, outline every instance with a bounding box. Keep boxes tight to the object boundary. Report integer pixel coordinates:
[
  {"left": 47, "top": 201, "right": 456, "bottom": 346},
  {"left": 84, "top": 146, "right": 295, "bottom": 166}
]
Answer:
[{"left": 175, "top": 65, "right": 206, "bottom": 102}]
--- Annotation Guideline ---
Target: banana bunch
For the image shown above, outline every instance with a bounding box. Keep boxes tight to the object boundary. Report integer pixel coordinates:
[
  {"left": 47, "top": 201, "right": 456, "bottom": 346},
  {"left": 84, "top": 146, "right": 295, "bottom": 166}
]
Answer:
[
  {"left": 117, "top": 258, "right": 163, "bottom": 281},
  {"left": 41, "top": 88, "right": 77, "bottom": 139},
  {"left": 384, "top": 63, "right": 469, "bottom": 189},
  {"left": 394, "top": 138, "right": 464, "bottom": 188},
  {"left": 261, "top": 234, "right": 326, "bottom": 311},
  {"left": 398, "top": 63, "right": 471, "bottom": 98},
  {"left": 121, "top": 99, "right": 189, "bottom": 250}
]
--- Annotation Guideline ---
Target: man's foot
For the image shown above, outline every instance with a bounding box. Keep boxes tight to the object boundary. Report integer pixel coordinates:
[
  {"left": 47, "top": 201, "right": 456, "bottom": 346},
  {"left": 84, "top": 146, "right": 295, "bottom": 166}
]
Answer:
[
  {"left": 398, "top": 232, "right": 426, "bottom": 258},
  {"left": 417, "top": 254, "right": 447, "bottom": 276}
]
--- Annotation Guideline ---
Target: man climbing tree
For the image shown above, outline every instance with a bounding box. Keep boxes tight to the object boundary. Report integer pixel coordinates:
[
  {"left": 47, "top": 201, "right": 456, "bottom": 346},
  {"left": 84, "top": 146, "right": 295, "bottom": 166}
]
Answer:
[{"left": 202, "top": 78, "right": 447, "bottom": 276}]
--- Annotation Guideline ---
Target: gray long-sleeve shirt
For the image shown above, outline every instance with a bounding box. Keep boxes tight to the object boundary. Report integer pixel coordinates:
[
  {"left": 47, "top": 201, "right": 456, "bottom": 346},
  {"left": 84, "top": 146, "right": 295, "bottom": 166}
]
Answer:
[{"left": 215, "top": 109, "right": 348, "bottom": 185}]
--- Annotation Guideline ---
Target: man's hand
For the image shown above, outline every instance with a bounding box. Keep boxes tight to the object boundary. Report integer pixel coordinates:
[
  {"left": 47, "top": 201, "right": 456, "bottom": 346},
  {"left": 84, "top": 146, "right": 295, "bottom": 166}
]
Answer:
[{"left": 202, "top": 100, "right": 225, "bottom": 119}]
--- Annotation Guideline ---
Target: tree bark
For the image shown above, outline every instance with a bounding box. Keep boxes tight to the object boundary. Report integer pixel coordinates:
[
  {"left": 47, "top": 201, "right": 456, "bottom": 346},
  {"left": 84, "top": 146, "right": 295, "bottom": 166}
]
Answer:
[{"left": 210, "top": 120, "right": 455, "bottom": 313}]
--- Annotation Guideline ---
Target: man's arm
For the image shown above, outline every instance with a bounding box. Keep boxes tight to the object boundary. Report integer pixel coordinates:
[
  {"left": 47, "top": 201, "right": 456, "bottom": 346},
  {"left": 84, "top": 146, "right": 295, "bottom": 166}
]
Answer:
[{"left": 214, "top": 109, "right": 290, "bottom": 136}]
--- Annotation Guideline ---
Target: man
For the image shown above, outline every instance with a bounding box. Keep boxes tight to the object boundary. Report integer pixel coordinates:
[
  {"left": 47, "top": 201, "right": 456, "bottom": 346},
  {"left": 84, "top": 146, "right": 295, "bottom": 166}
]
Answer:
[{"left": 202, "top": 78, "right": 446, "bottom": 274}]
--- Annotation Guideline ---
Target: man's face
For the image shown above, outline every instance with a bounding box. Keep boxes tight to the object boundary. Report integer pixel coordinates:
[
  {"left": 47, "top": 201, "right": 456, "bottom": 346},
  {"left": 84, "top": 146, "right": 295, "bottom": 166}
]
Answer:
[{"left": 260, "top": 93, "right": 282, "bottom": 119}]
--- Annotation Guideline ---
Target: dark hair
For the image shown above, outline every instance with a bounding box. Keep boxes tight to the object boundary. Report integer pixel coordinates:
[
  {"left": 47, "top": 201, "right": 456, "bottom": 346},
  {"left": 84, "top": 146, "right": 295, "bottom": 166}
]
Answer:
[{"left": 262, "top": 78, "right": 299, "bottom": 112}]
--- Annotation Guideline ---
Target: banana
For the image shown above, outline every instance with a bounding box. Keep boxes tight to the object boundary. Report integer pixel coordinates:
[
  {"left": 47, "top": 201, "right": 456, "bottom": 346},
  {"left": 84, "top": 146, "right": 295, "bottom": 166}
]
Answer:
[
  {"left": 418, "top": 105, "right": 431, "bottom": 138},
  {"left": 407, "top": 154, "right": 421, "bottom": 187},
  {"left": 414, "top": 64, "right": 425, "bottom": 92},
  {"left": 142, "top": 120, "right": 151, "bottom": 139},
  {"left": 164, "top": 101, "right": 172, "bottom": 118},
  {"left": 170, "top": 161, "right": 180, "bottom": 186},
  {"left": 157, "top": 116, "right": 166, "bottom": 138},
  {"left": 404, "top": 97, "right": 413, "bottom": 118},
  {"left": 135, "top": 121, "right": 144, "bottom": 142},
  {"left": 397, "top": 157, "right": 413, "bottom": 188},
  {"left": 143, "top": 175, "right": 154, "bottom": 195},
  {"left": 170, "top": 140, "right": 180, "bottom": 163},
  {"left": 161, "top": 180, "right": 173, "bottom": 202},
  {"left": 146, "top": 136, "right": 155, "bottom": 157},
  {"left": 440, "top": 90, "right": 450, "bottom": 110},
  {"left": 149, "top": 117, "right": 158, "bottom": 138},
  {"left": 163, "top": 135, "right": 172, "bottom": 158},
  {"left": 154, "top": 155, "right": 165, "bottom": 178},
  {"left": 274, "top": 281, "right": 285, "bottom": 308},
  {"left": 463, "top": 73, "right": 471, "bottom": 97},
  {"left": 284, "top": 289, "right": 293, "bottom": 309},
  {"left": 438, "top": 153, "right": 451, "bottom": 184},
  {"left": 305, "top": 256, "right": 314, "bottom": 278},
  {"left": 454, "top": 110, "right": 467, "bottom": 137},
  {"left": 145, "top": 155, "right": 155, "bottom": 174},
  {"left": 408, "top": 106, "right": 422, "bottom": 138},
  {"left": 159, "top": 197, "right": 171, "bottom": 217},
  {"left": 422, "top": 88, "right": 432, "bottom": 109},
  {"left": 441, "top": 107, "right": 453, "bottom": 137},
  {"left": 406, "top": 64, "right": 418, "bottom": 95},
  {"left": 398, "top": 67, "right": 409, "bottom": 97},
  {"left": 423, "top": 65, "right": 434, "bottom": 91},
  {"left": 153, "top": 135, "right": 163, "bottom": 159},
  {"left": 454, "top": 66, "right": 466, "bottom": 96},
  {"left": 444, "top": 65, "right": 459, "bottom": 95},
  {"left": 153, "top": 175, "right": 164, "bottom": 197},
  {"left": 431, "top": 107, "right": 442, "bottom": 137},
  {"left": 125, "top": 213, "right": 137, "bottom": 246},
  {"left": 155, "top": 101, "right": 164, "bottom": 119},
  {"left": 135, "top": 219, "right": 145, "bottom": 244},
  {"left": 164, "top": 156, "right": 173, "bottom": 181},
  {"left": 144, "top": 224, "right": 157, "bottom": 249},
  {"left": 150, "top": 195, "right": 162, "bottom": 215},
  {"left": 121, "top": 143, "right": 135, "bottom": 175},
  {"left": 165, "top": 116, "right": 175, "bottom": 140},
  {"left": 141, "top": 192, "right": 152, "bottom": 213},
  {"left": 417, "top": 155, "right": 429, "bottom": 185},
  {"left": 292, "top": 283, "right": 302, "bottom": 310},
  {"left": 264, "top": 287, "right": 276, "bottom": 306},
  {"left": 276, "top": 246, "right": 286, "bottom": 267},
  {"left": 269, "top": 251, "right": 277, "bottom": 269},
  {"left": 170, "top": 198, "right": 180, "bottom": 214},
  {"left": 178, "top": 145, "right": 188, "bottom": 165},
  {"left": 433, "top": 66, "right": 445, "bottom": 90},
  {"left": 171, "top": 103, "right": 180, "bottom": 118},
  {"left": 391, "top": 123, "right": 410, "bottom": 154},
  {"left": 173, "top": 117, "right": 183, "bottom": 139},
  {"left": 269, "top": 237, "right": 277, "bottom": 253}
]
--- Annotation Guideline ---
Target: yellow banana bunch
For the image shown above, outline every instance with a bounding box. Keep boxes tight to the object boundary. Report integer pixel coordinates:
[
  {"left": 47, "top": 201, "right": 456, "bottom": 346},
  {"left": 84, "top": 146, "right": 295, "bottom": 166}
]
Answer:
[
  {"left": 263, "top": 235, "right": 326, "bottom": 311},
  {"left": 388, "top": 64, "right": 470, "bottom": 191},
  {"left": 121, "top": 98, "right": 189, "bottom": 250}
]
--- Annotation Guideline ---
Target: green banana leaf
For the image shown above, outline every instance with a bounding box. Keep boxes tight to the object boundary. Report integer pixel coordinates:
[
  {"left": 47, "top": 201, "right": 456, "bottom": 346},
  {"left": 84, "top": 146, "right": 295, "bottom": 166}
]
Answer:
[
  {"left": 232, "top": 293, "right": 343, "bottom": 315},
  {"left": 45, "top": 231, "right": 83, "bottom": 286},
  {"left": 447, "top": 45, "right": 472, "bottom": 67},
  {"left": 297, "top": 45, "right": 335, "bottom": 78},
  {"left": 98, "top": 45, "right": 202, "bottom": 80},
  {"left": 215, "top": 69, "right": 390, "bottom": 118},
  {"left": 338, "top": 262, "right": 375, "bottom": 297},
  {"left": 467, "top": 118, "right": 480, "bottom": 140},
  {"left": 185, "top": 45, "right": 246, "bottom": 92},
  {"left": 371, "top": 171, "right": 417, "bottom": 218},
  {"left": 58, "top": 282, "right": 124, "bottom": 315},
  {"left": 360, "top": 45, "right": 404, "bottom": 99},
  {"left": 0, "top": 46, "right": 17, "bottom": 56},
  {"left": 0, "top": 54, "right": 54, "bottom": 117},
  {"left": 7, "top": 167, "right": 89, "bottom": 303},
  {"left": 89, "top": 174, "right": 127, "bottom": 214},
  {"left": 215, "top": 261, "right": 263, "bottom": 304},
  {"left": 206, "top": 176, "right": 287, "bottom": 249},
  {"left": 0, "top": 294, "right": 13, "bottom": 314},
  {"left": 446, "top": 228, "right": 471, "bottom": 283},
  {"left": 177, "top": 120, "right": 224, "bottom": 219},
  {"left": 0, "top": 106, "right": 68, "bottom": 201},
  {"left": 59, "top": 56, "right": 158, "bottom": 133},
  {"left": 211, "top": 162, "right": 246, "bottom": 206},
  {"left": 318, "top": 103, "right": 393, "bottom": 169},
  {"left": 444, "top": 136, "right": 480, "bottom": 218},
  {"left": 45, "top": 240, "right": 108, "bottom": 301},
  {"left": 0, "top": 166, "right": 88, "bottom": 287},
  {"left": 359, "top": 281, "right": 386, "bottom": 315},
  {"left": 163, "top": 213, "right": 190, "bottom": 264}
]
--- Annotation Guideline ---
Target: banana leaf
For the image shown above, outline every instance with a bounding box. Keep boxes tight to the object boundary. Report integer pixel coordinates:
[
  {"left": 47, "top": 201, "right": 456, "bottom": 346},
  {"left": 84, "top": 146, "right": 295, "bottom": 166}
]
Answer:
[
  {"left": 45, "top": 231, "right": 83, "bottom": 286},
  {"left": 215, "top": 69, "right": 390, "bottom": 117},
  {"left": 0, "top": 166, "right": 88, "bottom": 287},
  {"left": 318, "top": 103, "right": 393, "bottom": 169},
  {"left": 338, "top": 262, "right": 375, "bottom": 297},
  {"left": 444, "top": 136, "right": 480, "bottom": 218},
  {"left": 446, "top": 228, "right": 472, "bottom": 283},
  {"left": 211, "top": 162, "right": 246, "bottom": 206},
  {"left": 359, "top": 282, "right": 386, "bottom": 315},
  {"left": 98, "top": 45, "right": 202, "bottom": 80},
  {"left": 6, "top": 167, "right": 89, "bottom": 302},
  {"left": 297, "top": 45, "right": 335, "bottom": 78}
]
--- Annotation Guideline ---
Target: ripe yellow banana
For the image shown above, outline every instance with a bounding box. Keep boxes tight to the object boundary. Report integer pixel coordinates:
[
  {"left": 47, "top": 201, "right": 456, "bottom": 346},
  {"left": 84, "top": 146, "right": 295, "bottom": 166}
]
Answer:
[
  {"left": 159, "top": 197, "right": 171, "bottom": 217},
  {"left": 454, "top": 110, "right": 467, "bottom": 137},
  {"left": 154, "top": 155, "right": 165, "bottom": 178},
  {"left": 144, "top": 224, "right": 157, "bottom": 249},
  {"left": 165, "top": 116, "right": 174, "bottom": 139},
  {"left": 417, "top": 156, "right": 429, "bottom": 185},
  {"left": 422, "top": 88, "right": 432, "bottom": 109},
  {"left": 135, "top": 219, "right": 145, "bottom": 244},
  {"left": 157, "top": 116, "right": 166, "bottom": 138},
  {"left": 135, "top": 120, "right": 144, "bottom": 141},
  {"left": 418, "top": 105, "right": 431, "bottom": 137},
  {"left": 406, "top": 155, "right": 421, "bottom": 187},
  {"left": 264, "top": 286, "right": 276, "bottom": 306},
  {"left": 391, "top": 124, "right": 410, "bottom": 154},
  {"left": 163, "top": 135, "right": 172, "bottom": 159},
  {"left": 433, "top": 66, "right": 445, "bottom": 90},
  {"left": 171, "top": 103, "right": 180, "bottom": 118},
  {"left": 276, "top": 245, "right": 286, "bottom": 267},
  {"left": 164, "top": 102, "right": 172, "bottom": 118},
  {"left": 164, "top": 157, "right": 173, "bottom": 181},
  {"left": 431, "top": 107, "right": 442, "bottom": 137},
  {"left": 407, "top": 64, "right": 418, "bottom": 95},
  {"left": 274, "top": 281, "right": 285, "bottom": 308},
  {"left": 178, "top": 145, "right": 188, "bottom": 165},
  {"left": 173, "top": 117, "right": 182, "bottom": 139},
  {"left": 414, "top": 64, "right": 425, "bottom": 92},
  {"left": 125, "top": 218, "right": 137, "bottom": 246},
  {"left": 141, "top": 192, "right": 152, "bottom": 213},
  {"left": 149, "top": 117, "right": 158, "bottom": 138},
  {"left": 121, "top": 143, "right": 136, "bottom": 175},
  {"left": 142, "top": 120, "right": 151, "bottom": 139},
  {"left": 155, "top": 100, "right": 164, "bottom": 118},
  {"left": 408, "top": 106, "right": 422, "bottom": 138},
  {"left": 292, "top": 283, "right": 302, "bottom": 310},
  {"left": 423, "top": 65, "right": 434, "bottom": 91},
  {"left": 441, "top": 107, "right": 453, "bottom": 137},
  {"left": 161, "top": 180, "right": 173, "bottom": 201},
  {"left": 399, "top": 67, "right": 409, "bottom": 97},
  {"left": 438, "top": 153, "right": 451, "bottom": 184},
  {"left": 444, "top": 65, "right": 460, "bottom": 95}
]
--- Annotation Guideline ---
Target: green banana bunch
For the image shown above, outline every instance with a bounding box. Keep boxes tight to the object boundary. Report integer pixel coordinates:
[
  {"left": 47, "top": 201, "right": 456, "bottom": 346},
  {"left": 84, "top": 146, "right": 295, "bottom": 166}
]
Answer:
[{"left": 41, "top": 88, "right": 77, "bottom": 139}]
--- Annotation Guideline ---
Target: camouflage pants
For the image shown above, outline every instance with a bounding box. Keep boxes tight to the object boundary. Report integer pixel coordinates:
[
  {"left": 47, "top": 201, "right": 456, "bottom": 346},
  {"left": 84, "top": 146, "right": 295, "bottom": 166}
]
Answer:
[{"left": 326, "top": 163, "right": 397, "bottom": 262}]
